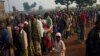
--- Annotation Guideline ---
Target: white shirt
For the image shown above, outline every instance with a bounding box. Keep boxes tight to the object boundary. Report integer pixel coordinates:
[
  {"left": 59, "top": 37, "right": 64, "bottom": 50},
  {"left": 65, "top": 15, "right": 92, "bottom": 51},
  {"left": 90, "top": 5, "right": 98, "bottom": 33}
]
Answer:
[
  {"left": 41, "top": 19, "right": 48, "bottom": 33},
  {"left": 37, "top": 19, "right": 44, "bottom": 37}
]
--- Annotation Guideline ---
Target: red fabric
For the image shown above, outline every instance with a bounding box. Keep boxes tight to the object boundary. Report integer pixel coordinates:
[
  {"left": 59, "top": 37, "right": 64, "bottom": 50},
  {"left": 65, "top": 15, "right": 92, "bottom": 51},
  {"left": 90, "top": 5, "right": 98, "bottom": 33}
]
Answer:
[
  {"left": 42, "top": 23, "right": 49, "bottom": 28},
  {"left": 43, "top": 36, "right": 52, "bottom": 48},
  {"left": 79, "top": 13, "right": 85, "bottom": 23}
]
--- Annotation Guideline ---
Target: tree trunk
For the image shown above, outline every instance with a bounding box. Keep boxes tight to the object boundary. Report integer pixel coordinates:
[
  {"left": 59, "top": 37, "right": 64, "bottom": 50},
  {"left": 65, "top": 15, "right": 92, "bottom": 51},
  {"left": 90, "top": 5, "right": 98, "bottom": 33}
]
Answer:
[{"left": 66, "top": 0, "right": 69, "bottom": 10}]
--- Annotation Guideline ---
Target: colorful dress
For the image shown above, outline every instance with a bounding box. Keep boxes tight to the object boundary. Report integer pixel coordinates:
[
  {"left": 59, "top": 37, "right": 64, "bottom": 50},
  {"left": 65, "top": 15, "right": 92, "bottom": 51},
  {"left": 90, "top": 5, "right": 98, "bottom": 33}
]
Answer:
[{"left": 31, "top": 19, "right": 42, "bottom": 56}]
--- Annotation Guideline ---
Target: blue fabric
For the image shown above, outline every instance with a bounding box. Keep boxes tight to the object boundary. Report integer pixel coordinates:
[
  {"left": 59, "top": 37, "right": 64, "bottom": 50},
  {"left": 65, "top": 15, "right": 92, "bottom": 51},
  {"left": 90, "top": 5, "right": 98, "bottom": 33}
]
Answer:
[
  {"left": 2, "top": 28, "right": 10, "bottom": 44},
  {"left": 77, "top": 24, "right": 84, "bottom": 41}
]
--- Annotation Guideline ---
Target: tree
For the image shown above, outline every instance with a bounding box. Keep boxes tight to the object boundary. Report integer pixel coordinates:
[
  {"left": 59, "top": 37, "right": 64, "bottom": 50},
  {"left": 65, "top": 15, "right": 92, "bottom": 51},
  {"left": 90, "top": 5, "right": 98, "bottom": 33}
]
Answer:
[
  {"left": 96, "top": 4, "right": 100, "bottom": 9},
  {"left": 23, "top": 2, "right": 37, "bottom": 11},
  {"left": 76, "top": 0, "right": 96, "bottom": 9},
  {"left": 38, "top": 5, "right": 43, "bottom": 10},
  {"left": 12, "top": 6, "right": 17, "bottom": 12},
  {"left": 38, "top": 5, "right": 43, "bottom": 15},
  {"left": 23, "top": 2, "right": 30, "bottom": 11},
  {"left": 31, "top": 2, "right": 37, "bottom": 9},
  {"left": 56, "top": 6, "right": 61, "bottom": 11},
  {"left": 55, "top": 0, "right": 72, "bottom": 10},
  {"left": 55, "top": 0, "right": 96, "bottom": 9}
]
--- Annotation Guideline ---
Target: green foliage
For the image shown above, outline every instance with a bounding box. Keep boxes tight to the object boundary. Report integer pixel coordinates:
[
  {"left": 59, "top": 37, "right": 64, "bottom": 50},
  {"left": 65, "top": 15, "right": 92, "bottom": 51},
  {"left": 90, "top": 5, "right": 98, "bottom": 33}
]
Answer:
[
  {"left": 55, "top": 0, "right": 65, "bottom": 5},
  {"left": 23, "top": 2, "right": 31, "bottom": 11},
  {"left": 97, "top": 4, "right": 100, "bottom": 9},
  {"left": 23, "top": 2, "right": 37, "bottom": 11},
  {"left": 38, "top": 5, "right": 43, "bottom": 10},
  {"left": 31, "top": 2, "right": 37, "bottom": 8},
  {"left": 55, "top": 0, "right": 96, "bottom": 7},
  {"left": 12, "top": 6, "right": 16, "bottom": 12}
]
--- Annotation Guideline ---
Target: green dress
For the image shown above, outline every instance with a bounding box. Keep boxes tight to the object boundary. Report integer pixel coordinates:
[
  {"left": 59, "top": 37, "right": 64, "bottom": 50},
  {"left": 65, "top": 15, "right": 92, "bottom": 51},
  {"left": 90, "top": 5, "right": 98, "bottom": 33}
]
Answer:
[
  {"left": 28, "top": 20, "right": 35, "bottom": 56},
  {"left": 31, "top": 19, "right": 42, "bottom": 56}
]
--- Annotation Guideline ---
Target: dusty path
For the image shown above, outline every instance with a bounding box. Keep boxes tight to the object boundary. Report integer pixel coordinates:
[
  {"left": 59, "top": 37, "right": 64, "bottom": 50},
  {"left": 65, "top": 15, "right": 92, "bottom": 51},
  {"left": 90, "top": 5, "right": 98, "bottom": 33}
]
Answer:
[{"left": 43, "top": 26, "right": 92, "bottom": 56}]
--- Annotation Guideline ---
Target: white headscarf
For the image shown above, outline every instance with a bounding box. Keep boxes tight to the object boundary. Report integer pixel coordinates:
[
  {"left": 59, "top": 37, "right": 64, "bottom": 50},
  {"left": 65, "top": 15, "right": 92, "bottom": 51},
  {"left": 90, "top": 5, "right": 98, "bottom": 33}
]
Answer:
[{"left": 56, "top": 32, "right": 62, "bottom": 38}]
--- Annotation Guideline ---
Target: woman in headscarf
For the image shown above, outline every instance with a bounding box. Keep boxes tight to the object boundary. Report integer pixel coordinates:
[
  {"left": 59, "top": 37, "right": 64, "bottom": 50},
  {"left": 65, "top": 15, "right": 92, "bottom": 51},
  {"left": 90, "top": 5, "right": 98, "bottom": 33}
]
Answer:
[
  {"left": 31, "top": 15, "right": 42, "bottom": 56},
  {"left": 54, "top": 32, "right": 66, "bottom": 56}
]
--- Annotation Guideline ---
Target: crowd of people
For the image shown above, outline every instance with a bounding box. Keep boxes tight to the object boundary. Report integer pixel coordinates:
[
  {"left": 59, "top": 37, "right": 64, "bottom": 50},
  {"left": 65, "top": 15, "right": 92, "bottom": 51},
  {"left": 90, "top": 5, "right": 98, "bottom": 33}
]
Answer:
[{"left": 0, "top": 9, "right": 99, "bottom": 56}]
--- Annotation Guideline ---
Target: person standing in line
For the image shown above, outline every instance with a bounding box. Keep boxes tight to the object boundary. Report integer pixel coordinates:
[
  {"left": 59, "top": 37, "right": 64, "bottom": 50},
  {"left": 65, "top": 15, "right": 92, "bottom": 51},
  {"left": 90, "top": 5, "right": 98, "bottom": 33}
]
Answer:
[
  {"left": 25, "top": 15, "right": 35, "bottom": 56},
  {"left": 6, "top": 19, "right": 15, "bottom": 56},
  {"left": 37, "top": 15, "right": 44, "bottom": 39},
  {"left": 46, "top": 13, "right": 53, "bottom": 41},
  {"left": 41, "top": 15, "right": 50, "bottom": 54},
  {"left": 45, "top": 13, "right": 53, "bottom": 51},
  {"left": 66, "top": 14, "right": 72, "bottom": 39},
  {"left": 0, "top": 20, "right": 11, "bottom": 56},
  {"left": 13, "top": 26, "right": 22, "bottom": 56},
  {"left": 18, "top": 23, "right": 28, "bottom": 56},
  {"left": 77, "top": 11, "right": 85, "bottom": 42},
  {"left": 23, "top": 21, "right": 34, "bottom": 56},
  {"left": 28, "top": 15, "right": 35, "bottom": 56},
  {"left": 86, "top": 15, "right": 100, "bottom": 56},
  {"left": 54, "top": 32, "right": 66, "bottom": 56},
  {"left": 31, "top": 15, "right": 42, "bottom": 56}
]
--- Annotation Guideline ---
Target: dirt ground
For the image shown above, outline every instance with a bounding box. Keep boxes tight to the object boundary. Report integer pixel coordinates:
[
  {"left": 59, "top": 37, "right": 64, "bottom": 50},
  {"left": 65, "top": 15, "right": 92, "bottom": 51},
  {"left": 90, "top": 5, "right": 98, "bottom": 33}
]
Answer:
[{"left": 43, "top": 26, "right": 92, "bottom": 56}]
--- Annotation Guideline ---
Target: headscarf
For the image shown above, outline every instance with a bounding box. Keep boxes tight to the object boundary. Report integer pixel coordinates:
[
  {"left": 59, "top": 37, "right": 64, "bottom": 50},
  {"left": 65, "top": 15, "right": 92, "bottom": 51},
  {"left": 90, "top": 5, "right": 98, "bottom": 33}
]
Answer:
[
  {"left": 24, "top": 21, "right": 28, "bottom": 25},
  {"left": 56, "top": 32, "right": 62, "bottom": 38}
]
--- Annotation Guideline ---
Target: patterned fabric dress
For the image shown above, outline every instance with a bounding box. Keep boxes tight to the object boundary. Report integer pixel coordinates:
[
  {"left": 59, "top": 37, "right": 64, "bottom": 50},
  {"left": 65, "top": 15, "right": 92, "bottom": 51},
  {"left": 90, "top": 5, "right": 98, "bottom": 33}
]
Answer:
[
  {"left": 31, "top": 19, "right": 42, "bottom": 56},
  {"left": 28, "top": 20, "right": 35, "bottom": 56}
]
